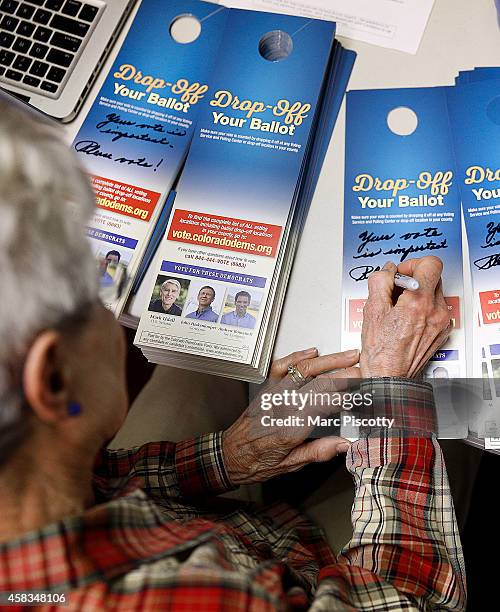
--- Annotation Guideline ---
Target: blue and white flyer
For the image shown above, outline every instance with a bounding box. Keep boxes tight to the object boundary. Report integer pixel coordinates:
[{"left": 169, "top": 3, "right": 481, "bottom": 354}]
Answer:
[
  {"left": 342, "top": 87, "right": 466, "bottom": 378},
  {"left": 447, "top": 79, "right": 500, "bottom": 435},
  {"left": 72, "top": 0, "right": 227, "bottom": 316},
  {"left": 136, "top": 9, "right": 336, "bottom": 367}
]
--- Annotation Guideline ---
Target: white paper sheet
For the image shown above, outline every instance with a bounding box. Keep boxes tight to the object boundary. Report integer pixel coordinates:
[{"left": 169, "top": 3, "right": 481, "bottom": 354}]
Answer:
[
  {"left": 223, "top": 0, "right": 435, "bottom": 54},
  {"left": 485, "top": 437, "right": 500, "bottom": 450}
]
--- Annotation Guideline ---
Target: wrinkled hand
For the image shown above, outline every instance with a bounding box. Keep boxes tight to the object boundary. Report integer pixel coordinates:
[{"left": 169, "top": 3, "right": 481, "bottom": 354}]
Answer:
[
  {"left": 360, "top": 256, "right": 452, "bottom": 378},
  {"left": 222, "top": 348, "right": 360, "bottom": 486}
]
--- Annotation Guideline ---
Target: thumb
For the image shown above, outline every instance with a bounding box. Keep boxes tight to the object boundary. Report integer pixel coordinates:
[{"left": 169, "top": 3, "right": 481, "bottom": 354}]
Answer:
[{"left": 280, "top": 437, "right": 351, "bottom": 469}]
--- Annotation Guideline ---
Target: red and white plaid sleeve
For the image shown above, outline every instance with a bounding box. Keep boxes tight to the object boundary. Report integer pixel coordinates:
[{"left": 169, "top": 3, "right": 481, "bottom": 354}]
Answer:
[{"left": 312, "top": 379, "right": 467, "bottom": 611}]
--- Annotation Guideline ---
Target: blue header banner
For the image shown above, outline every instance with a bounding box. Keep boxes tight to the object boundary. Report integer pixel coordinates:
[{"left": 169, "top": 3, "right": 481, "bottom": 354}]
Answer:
[
  {"left": 86, "top": 228, "right": 138, "bottom": 250},
  {"left": 161, "top": 261, "right": 267, "bottom": 288}
]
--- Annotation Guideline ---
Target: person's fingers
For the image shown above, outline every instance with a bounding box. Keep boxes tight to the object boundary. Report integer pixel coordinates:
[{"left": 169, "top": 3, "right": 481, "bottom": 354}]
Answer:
[
  {"left": 312, "top": 366, "right": 362, "bottom": 392},
  {"left": 281, "top": 366, "right": 363, "bottom": 421},
  {"left": 410, "top": 322, "right": 452, "bottom": 377},
  {"left": 296, "top": 349, "right": 359, "bottom": 379},
  {"left": 270, "top": 347, "right": 318, "bottom": 379},
  {"left": 278, "top": 437, "right": 351, "bottom": 470},
  {"left": 407, "top": 313, "right": 451, "bottom": 377},
  {"left": 434, "top": 278, "right": 454, "bottom": 327},
  {"left": 397, "top": 259, "right": 445, "bottom": 321},
  {"left": 366, "top": 261, "right": 397, "bottom": 308},
  {"left": 397, "top": 256, "right": 443, "bottom": 295},
  {"left": 362, "top": 264, "right": 397, "bottom": 346},
  {"left": 435, "top": 278, "right": 444, "bottom": 299},
  {"left": 402, "top": 279, "right": 450, "bottom": 376},
  {"left": 382, "top": 261, "right": 398, "bottom": 273},
  {"left": 407, "top": 330, "right": 443, "bottom": 377},
  {"left": 329, "top": 365, "right": 361, "bottom": 379},
  {"left": 434, "top": 278, "right": 450, "bottom": 315}
]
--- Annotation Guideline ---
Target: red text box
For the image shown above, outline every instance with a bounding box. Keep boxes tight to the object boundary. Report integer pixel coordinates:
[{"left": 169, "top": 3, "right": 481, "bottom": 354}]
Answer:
[
  {"left": 480, "top": 290, "right": 500, "bottom": 325},
  {"left": 445, "top": 296, "right": 461, "bottom": 329},
  {"left": 347, "top": 298, "right": 367, "bottom": 333},
  {"left": 168, "top": 209, "right": 281, "bottom": 258},
  {"left": 91, "top": 175, "right": 161, "bottom": 222},
  {"left": 348, "top": 296, "right": 461, "bottom": 332}
]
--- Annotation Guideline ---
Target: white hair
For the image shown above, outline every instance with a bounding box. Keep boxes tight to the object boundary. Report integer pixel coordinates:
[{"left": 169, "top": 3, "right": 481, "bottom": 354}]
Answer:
[
  {"left": 0, "top": 93, "right": 98, "bottom": 461},
  {"left": 161, "top": 279, "right": 181, "bottom": 292}
]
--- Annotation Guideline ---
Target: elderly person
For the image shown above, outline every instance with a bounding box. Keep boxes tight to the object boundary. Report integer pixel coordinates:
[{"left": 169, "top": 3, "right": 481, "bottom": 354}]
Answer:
[
  {"left": 149, "top": 278, "right": 183, "bottom": 315},
  {"left": 0, "top": 95, "right": 466, "bottom": 610}
]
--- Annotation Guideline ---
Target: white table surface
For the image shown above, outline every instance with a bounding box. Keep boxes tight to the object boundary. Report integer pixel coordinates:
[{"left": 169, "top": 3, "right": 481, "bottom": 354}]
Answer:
[{"left": 64, "top": 0, "right": 500, "bottom": 362}]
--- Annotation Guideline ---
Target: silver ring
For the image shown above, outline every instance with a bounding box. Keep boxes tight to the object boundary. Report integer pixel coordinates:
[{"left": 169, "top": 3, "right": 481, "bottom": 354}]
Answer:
[{"left": 287, "top": 363, "right": 308, "bottom": 387}]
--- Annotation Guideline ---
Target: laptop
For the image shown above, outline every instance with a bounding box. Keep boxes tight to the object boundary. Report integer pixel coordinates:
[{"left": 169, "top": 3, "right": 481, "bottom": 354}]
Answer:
[{"left": 0, "top": 0, "right": 136, "bottom": 121}]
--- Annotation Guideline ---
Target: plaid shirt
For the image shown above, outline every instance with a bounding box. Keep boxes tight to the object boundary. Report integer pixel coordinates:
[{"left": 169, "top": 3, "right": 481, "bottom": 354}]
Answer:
[{"left": 0, "top": 379, "right": 466, "bottom": 610}]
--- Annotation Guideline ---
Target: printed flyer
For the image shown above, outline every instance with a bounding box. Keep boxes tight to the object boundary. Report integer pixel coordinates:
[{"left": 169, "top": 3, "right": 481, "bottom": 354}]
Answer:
[
  {"left": 342, "top": 87, "right": 466, "bottom": 378},
  {"left": 135, "top": 9, "right": 336, "bottom": 365},
  {"left": 72, "top": 0, "right": 228, "bottom": 315},
  {"left": 447, "top": 78, "right": 500, "bottom": 435}
]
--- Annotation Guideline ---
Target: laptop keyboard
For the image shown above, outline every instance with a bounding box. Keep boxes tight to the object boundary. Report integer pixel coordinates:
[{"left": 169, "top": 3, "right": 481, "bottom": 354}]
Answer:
[{"left": 0, "top": 0, "right": 102, "bottom": 98}]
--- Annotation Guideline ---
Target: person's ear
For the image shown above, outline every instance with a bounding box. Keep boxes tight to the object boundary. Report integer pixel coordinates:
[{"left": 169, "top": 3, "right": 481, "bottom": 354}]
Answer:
[{"left": 23, "top": 330, "right": 71, "bottom": 424}]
